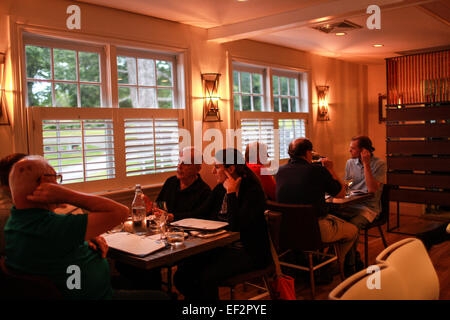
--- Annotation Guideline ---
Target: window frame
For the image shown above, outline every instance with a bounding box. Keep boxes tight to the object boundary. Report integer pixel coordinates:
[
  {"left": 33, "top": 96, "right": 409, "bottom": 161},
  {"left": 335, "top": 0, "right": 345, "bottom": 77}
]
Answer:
[
  {"left": 232, "top": 64, "right": 267, "bottom": 112},
  {"left": 23, "top": 34, "right": 108, "bottom": 109},
  {"left": 21, "top": 29, "right": 188, "bottom": 193},
  {"left": 115, "top": 47, "right": 179, "bottom": 110},
  {"left": 232, "top": 59, "right": 310, "bottom": 163}
]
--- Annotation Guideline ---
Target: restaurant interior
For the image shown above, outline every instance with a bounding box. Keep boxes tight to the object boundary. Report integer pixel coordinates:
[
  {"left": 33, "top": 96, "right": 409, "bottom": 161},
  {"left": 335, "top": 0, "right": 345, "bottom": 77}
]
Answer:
[{"left": 0, "top": 0, "right": 449, "bottom": 301}]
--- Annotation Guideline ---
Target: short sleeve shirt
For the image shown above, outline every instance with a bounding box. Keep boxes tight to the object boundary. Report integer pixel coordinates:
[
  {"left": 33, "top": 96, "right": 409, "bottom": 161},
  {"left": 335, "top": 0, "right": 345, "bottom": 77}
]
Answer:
[
  {"left": 4, "top": 207, "right": 112, "bottom": 300},
  {"left": 344, "top": 157, "right": 387, "bottom": 222}
]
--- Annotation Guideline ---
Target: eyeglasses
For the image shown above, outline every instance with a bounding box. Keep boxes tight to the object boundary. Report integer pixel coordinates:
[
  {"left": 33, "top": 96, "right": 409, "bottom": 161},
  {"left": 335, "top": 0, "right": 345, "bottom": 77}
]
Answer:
[{"left": 37, "top": 174, "right": 63, "bottom": 184}]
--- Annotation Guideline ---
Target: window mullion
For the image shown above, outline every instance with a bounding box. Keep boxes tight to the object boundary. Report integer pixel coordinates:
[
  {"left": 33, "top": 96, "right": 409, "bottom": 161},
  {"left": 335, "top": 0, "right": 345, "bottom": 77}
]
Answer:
[
  {"left": 76, "top": 51, "right": 81, "bottom": 108},
  {"left": 50, "top": 48, "right": 56, "bottom": 107}
]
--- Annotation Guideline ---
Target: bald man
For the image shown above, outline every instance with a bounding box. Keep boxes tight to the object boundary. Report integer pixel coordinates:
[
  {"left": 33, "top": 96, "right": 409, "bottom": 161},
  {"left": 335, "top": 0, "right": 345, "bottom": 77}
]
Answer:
[
  {"left": 4, "top": 155, "right": 129, "bottom": 299},
  {"left": 155, "top": 147, "right": 211, "bottom": 221}
]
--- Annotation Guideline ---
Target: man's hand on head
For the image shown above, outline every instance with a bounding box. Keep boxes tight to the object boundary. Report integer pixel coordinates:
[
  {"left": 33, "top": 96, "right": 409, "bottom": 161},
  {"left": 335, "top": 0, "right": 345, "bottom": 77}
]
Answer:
[
  {"left": 360, "top": 148, "right": 371, "bottom": 166},
  {"left": 26, "top": 182, "right": 72, "bottom": 205}
]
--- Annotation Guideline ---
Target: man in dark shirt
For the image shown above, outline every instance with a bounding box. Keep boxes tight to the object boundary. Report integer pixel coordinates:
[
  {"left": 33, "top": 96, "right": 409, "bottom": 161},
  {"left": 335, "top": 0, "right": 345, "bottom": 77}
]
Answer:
[
  {"left": 156, "top": 147, "right": 211, "bottom": 221},
  {"left": 275, "top": 138, "right": 358, "bottom": 274},
  {"left": 116, "top": 147, "right": 211, "bottom": 290}
]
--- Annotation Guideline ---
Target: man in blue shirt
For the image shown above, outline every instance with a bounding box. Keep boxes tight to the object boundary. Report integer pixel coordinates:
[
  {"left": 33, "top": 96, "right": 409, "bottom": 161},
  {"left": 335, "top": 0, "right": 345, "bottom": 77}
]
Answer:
[
  {"left": 338, "top": 136, "right": 386, "bottom": 275},
  {"left": 341, "top": 136, "right": 386, "bottom": 228}
]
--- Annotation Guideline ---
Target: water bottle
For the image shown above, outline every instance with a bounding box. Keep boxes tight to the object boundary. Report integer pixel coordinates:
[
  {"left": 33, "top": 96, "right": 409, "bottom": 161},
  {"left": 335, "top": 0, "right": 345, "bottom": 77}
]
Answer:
[{"left": 131, "top": 184, "right": 146, "bottom": 228}]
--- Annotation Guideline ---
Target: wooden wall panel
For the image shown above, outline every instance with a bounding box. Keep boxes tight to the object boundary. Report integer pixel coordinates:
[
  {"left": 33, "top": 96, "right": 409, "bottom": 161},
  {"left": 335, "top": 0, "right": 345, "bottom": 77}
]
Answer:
[
  {"left": 389, "top": 189, "right": 450, "bottom": 206},
  {"left": 387, "top": 157, "right": 450, "bottom": 171},
  {"left": 387, "top": 141, "right": 450, "bottom": 155},
  {"left": 388, "top": 173, "right": 450, "bottom": 189},
  {"left": 386, "top": 123, "right": 450, "bottom": 137},
  {"left": 386, "top": 106, "right": 450, "bottom": 121}
]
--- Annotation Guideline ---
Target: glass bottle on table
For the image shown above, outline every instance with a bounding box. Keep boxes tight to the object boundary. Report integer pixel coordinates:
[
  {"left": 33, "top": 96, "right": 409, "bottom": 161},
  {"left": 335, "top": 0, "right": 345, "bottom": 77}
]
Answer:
[{"left": 131, "top": 184, "right": 147, "bottom": 233}]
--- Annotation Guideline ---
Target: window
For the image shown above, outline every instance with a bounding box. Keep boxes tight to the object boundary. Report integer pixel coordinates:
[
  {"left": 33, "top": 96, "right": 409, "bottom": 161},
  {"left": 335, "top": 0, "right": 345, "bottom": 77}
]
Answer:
[
  {"left": 240, "top": 119, "right": 275, "bottom": 160},
  {"left": 278, "top": 119, "right": 306, "bottom": 159},
  {"left": 117, "top": 55, "right": 175, "bottom": 109},
  {"left": 43, "top": 119, "right": 115, "bottom": 183},
  {"left": 26, "top": 45, "right": 103, "bottom": 108},
  {"left": 272, "top": 75, "right": 298, "bottom": 113},
  {"left": 233, "top": 62, "right": 309, "bottom": 161},
  {"left": 124, "top": 118, "right": 179, "bottom": 176},
  {"left": 233, "top": 69, "right": 265, "bottom": 112},
  {"left": 24, "top": 33, "right": 185, "bottom": 192}
]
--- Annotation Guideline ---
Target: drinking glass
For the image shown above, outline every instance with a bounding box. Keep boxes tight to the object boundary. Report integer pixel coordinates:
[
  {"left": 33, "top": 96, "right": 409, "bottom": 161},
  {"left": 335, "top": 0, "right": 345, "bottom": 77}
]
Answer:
[
  {"left": 154, "top": 207, "right": 168, "bottom": 241},
  {"left": 344, "top": 179, "right": 354, "bottom": 197},
  {"left": 166, "top": 226, "right": 185, "bottom": 248},
  {"left": 148, "top": 201, "right": 167, "bottom": 231}
]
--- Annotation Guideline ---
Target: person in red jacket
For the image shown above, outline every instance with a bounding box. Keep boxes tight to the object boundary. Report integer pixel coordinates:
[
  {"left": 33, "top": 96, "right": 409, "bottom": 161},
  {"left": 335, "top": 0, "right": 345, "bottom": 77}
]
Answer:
[{"left": 245, "top": 142, "right": 276, "bottom": 200}]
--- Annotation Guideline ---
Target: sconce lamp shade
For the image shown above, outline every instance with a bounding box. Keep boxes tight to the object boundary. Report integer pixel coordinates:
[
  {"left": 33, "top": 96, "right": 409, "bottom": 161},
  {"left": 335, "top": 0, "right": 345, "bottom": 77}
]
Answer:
[
  {"left": 316, "top": 85, "right": 330, "bottom": 121},
  {"left": 0, "top": 52, "right": 5, "bottom": 106},
  {"left": 202, "top": 73, "right": 222, "bottom": 122}
]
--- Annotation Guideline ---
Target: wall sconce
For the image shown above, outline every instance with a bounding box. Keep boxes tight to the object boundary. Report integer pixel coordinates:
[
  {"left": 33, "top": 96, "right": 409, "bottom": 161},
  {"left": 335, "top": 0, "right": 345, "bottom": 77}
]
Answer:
[
  {"left": 0, "top": 52, "right": 5, "bottom": 110},
  {"left": 316, "top": 85, "right": 330, "bottom": 121},
  {"left": 0, "top": 52, "right": 9, "bottom": 125},
  {"left": 202, "top": 73, "right": 222, "bottom": 122}
]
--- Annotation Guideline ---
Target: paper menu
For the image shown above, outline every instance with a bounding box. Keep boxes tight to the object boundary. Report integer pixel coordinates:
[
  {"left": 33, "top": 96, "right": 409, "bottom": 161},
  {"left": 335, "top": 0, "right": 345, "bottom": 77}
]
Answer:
[{"left": 103, "top": 232, "right": 165, "bottom": 257}]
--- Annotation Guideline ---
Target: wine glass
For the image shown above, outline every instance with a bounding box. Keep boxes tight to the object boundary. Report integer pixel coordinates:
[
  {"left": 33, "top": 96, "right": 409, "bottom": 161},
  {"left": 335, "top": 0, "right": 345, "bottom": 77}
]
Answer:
[
  {"left": 155, "top": 210, "right": 168, "bottom": 241},
  {"left": 148, "top": 201, "right": 167, "bottom": 230},
  {"left": 344, "top": 179, "right": 354, "bottom": 197}
]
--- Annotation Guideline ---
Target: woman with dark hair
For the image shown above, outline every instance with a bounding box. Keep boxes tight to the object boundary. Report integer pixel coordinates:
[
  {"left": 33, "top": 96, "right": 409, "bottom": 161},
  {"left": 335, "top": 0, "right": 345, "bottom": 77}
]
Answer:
[{"left": 173, "top": 148, "right": 272, "bottom": 300}]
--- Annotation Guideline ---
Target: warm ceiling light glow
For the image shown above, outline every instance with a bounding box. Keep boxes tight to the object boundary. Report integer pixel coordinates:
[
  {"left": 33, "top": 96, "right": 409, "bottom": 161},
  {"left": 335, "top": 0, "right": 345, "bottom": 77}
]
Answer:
[
  {"left": 335, "top": 32, "right": 346, "bottom": 36},
  {"left": 373, "top": 44, "right": 384, "bottom": 47}
]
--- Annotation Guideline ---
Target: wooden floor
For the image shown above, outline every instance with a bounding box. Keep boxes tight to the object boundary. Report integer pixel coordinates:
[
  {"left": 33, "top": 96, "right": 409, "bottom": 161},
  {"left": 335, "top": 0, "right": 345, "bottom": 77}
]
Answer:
[{"left": 216, "top": 214, "right": 450, "bottom": 300}]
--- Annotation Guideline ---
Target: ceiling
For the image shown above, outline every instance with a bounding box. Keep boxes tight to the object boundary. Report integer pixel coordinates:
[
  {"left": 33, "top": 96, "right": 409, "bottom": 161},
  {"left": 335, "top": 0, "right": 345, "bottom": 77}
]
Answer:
[{"left": 77, "top": 0, "right": 450, "bottom": 64}]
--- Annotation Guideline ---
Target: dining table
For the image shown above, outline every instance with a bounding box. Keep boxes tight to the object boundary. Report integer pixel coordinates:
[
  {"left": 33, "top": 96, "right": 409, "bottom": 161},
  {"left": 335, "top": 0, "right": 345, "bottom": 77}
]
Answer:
[
  {"left": 325, "top": 192, "right": 373, "bottom": 209},
  {"left": 106, "top": 220, "right": 240, "bottom": 295}
]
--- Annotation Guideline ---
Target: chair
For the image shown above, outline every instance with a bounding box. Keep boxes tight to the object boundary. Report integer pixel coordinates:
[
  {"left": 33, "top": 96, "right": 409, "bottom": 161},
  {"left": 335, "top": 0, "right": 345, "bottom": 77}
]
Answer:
[
  {"left": 266, "top": 200, "right": 345, "bottom": 300},
  {"left": 0, "top": 256, "right": 62, "bottom": 300},
  {"left": 361, "top": 184, "right": 390, "bottom": 267},
  {"left": 328, "top": 263, "right": 409, "bottom": 300},
  {"left": 375, "top": 238, "right": 440, "bottom": 300},
  {"left": 220, "top": 211, "right": 281, "bottom": 300}
]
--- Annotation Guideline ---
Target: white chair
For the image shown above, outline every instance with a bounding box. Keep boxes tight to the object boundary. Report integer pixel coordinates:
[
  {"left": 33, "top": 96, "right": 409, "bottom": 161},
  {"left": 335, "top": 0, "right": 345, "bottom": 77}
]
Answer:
[
  {"left": 328, "top": 263, "right": 409, "bottom": 300},
  {"left": 375, "top": 237, "right": 440, "bottom": 300}
]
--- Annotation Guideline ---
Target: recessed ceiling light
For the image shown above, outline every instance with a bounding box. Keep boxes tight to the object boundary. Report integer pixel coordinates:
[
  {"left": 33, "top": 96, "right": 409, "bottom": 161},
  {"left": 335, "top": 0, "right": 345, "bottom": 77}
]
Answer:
[
  {"left": 373, "top": 44, "right": 384, "bottom": 47},
  {"left": 335, "top": 32, "right": 347, "bottom": 36}
]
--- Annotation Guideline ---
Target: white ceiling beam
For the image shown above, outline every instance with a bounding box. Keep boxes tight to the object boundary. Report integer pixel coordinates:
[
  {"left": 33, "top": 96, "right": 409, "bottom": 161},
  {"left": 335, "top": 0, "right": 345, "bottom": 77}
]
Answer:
[{"left": 207, "top": 0, "right": 436, "bottom": 43}]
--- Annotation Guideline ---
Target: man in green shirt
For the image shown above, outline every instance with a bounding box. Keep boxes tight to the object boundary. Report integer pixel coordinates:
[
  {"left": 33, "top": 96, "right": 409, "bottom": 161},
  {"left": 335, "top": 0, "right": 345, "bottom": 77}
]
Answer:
[{"left": 4, "top": 155, "right": 129, "bottom": 299}]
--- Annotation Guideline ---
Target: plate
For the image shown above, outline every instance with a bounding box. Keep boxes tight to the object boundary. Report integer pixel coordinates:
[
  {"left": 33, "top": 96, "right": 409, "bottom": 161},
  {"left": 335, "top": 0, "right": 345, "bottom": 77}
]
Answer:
[{"left": 171, "top": 218, "right": 229, "bottom": 231}]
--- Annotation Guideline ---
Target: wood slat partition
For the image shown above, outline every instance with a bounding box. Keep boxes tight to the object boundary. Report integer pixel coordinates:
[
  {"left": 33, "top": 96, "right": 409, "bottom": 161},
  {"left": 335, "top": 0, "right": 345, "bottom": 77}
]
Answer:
[
  {"left": 386, "top": 123, "right": 450, "bottom": 137},
  {"left": 390, "top": 189, "right": 450, "bottom": 206},
  {"left": 388, "top": 173, "right": 450, "bottom": 189},
  {"left": 387, "top": 156, "right": 450, "bottom": 171},
  {"left": 387, "top": 140, "right": 450, "bottom": 155},
  {"left": 386, "top": 106, "right": 449, "bottom": 121},
  {"left": 386, "top": 50, "right": 450, "bottom": 222}
]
